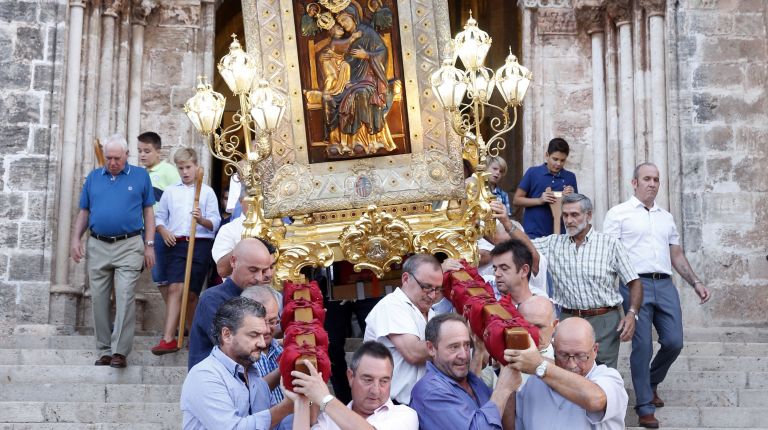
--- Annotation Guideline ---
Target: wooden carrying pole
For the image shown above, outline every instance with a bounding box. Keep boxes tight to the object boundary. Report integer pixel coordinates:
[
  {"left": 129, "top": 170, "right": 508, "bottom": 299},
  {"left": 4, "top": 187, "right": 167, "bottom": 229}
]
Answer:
[
  {"left": 94, "top": 138, "right": 105, "bottom": 166},
  {"left": 549, "top": 191, "right": 563, "bottom": 235},
  {"left": 177, "top": 167, "right": 205, "bottom": 348}
]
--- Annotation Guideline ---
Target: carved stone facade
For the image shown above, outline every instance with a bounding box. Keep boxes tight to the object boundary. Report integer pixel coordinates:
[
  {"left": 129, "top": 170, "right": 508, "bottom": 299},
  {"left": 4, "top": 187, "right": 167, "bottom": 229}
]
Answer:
[{"left": 0, "top": 0, "right": 765, "bottom": 334}]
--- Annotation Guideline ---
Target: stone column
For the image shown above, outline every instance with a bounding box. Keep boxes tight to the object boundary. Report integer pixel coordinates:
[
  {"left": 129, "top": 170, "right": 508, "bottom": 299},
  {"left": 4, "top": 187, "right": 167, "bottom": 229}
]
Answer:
[
  {"left": 126, "top": 0, "right": 156, "bottom": 161},
  {"left": 641, "top": 0, "right": 669, "bottom": 208},
  {"left": 576, "top": 2, "right": 608, "bottom": 228},
  {"left": 519, "top": 1, "right": 535, "bottom": 169},
  {"left": 607, "top": 0, "right": 635, "bottom": 200},
  {"left": 96, "top": 0, "right": 121, "bottom": 141},
  {"left": 51, "top": 0, "right": 88, "bottom": 327}
]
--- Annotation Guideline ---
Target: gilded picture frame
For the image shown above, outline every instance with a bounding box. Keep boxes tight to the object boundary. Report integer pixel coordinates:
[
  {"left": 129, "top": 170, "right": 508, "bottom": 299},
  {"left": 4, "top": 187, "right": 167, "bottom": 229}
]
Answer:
[{"left": 242, "top": 0, "right": 465, "bottom": 219}]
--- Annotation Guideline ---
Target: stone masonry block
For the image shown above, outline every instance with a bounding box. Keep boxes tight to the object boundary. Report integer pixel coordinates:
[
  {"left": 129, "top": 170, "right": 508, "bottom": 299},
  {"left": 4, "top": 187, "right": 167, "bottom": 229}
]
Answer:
[
  {"left": 735, "top": 126, "right": 768, "bottom": 157},
  {"left": 692, "top": 92, "right": 767, "bottom": 124},
  {"left": 705, "top": 156, "right": 733, "bottom": 185},
  {"left": 692, "top": 63, "right": 744, "bottom": 90},
  {"left": 687, "top": 125, "right": 734, "bottom": 152},
  {"left": 18, "top": 221, "right": 46, "bottom": 250},
  {"left": 25, "top": 192, "right": 47, "bottom": 220},
  {"left": 14, "top": 281, "right": 51, "bottom": 324},
  {"left": 39, "top": 1, "right": 62, "bottom": 25},
  {"left": 0, "top": 193, "right": 25, "bottom": 220},
  {"left": 734, "top": 156, "right": 768, "bottom": 192},
  {"left": 704, "top": 192, "right": 755, "bottom": 224},
  {"left": 747, "top": 254, "right": 768, "bottom": 280},
  {"left": 745, "top": 63, "right": 767, "bottom": 89},
  {"left": 687, "top": 13, "right": 733, "bottom": 35},
  {"left": 0, "top": 0, "right": 37, "bottom": 23},
  {"left": 31, "top": 126, "right": 50, "bottom": 154},
  {"left": 0, "top": 280, "right": 14, "bottom": 326},
  {"left": 8, "top": 157, "right": 48, "bottom": 191},
  {"left": 9, "top": 252, "right": 47, "bottom": 282},
  {"left": 692, "top": 93, "right": 718, "bottom": 123},
  {"left": 13, "top": 25, "right": 44, "bottom": 62},
  {"left": 0, "top": 125, "right": 31, "bottom": 153},
  {"left": 0, "top": 222, "right": 19, "bottom": 248},
  {"left": 733, "top": 14, "right": 767, "bottom": 37},
  {"left": 699, "top": 37, "right": 766, "bottom": 63},
  {"left": 32, "top": 63, "right": 54, "bottom": 92},
  {"left": 687, "top": 0, "right": 764, "bottom": 13},
  {"left": 0, "top": 62, "right": 32, "bottom": 91},
  {"left": 0, "top": 92, "right": 40, "bottom": 125}
]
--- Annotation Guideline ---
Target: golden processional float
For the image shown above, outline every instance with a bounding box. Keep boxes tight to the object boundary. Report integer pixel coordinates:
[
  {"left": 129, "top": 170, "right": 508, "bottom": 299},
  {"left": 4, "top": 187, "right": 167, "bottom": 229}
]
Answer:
[{"left": 183, "top": 2, "right": 531, "bottom": 287}]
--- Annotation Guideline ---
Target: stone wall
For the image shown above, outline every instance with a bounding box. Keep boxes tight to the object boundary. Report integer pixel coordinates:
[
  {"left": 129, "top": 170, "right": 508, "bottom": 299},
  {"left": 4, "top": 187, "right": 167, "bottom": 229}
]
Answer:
[
  {"left": 672, "top": 0, "right": 768, "bottom": 325},
  {"left": 0, "top": 0, "right": 66, "bottom": 334}
]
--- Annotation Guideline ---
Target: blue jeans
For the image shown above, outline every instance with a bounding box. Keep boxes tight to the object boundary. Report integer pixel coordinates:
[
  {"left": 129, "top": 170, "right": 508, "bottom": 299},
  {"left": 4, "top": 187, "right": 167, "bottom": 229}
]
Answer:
[{"left": 621, "top": 277, "right": 683, "bottom": 417}]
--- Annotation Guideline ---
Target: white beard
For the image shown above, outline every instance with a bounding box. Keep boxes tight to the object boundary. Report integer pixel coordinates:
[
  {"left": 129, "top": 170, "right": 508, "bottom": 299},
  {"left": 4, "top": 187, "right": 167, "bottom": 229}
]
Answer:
[{"left": 566, "top": 220, "right": 588, "bottom": 237}]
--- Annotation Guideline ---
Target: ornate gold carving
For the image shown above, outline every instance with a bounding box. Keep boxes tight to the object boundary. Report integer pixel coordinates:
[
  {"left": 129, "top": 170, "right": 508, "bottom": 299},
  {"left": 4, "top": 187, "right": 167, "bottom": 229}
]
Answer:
[
  {"left": 414, "top": 228, "right": 478, "bottom": 266},
  {"left": 275, "top": 242, "right": 335, "bottom": 284},
  {"left": 339, "top": 205, "right": 413, "bottom": 277},
  {"left": 318, "top": 0, "right": 351, "bottom": 14},
  {"left": 313, "top": 202, "right": 432, "bottom": 225}
]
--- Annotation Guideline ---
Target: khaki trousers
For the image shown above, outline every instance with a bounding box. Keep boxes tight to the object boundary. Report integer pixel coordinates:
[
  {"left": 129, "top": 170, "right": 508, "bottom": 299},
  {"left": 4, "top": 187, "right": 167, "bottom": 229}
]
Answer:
[{"left": 87, "top": 235, "right": 144, "bottom": 356}]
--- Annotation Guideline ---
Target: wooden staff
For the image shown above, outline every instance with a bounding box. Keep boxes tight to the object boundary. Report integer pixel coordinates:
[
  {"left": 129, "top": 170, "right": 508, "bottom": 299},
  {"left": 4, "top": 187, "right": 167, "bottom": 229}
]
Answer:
[
  {"left": 549, "top": 191, "right": 564, "bottom": 235},
  {"left": 177, "top": 167, "right": 205, "bottom": 348},
  {"left": 94, "top": 138, "right": 105, "bottom": 166}
]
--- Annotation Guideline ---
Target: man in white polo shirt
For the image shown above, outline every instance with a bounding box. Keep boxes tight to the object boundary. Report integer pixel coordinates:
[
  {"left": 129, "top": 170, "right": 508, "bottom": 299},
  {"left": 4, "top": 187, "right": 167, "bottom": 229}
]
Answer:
[{"left": 363, "top": 254, "right": 442, "bottom": 404}]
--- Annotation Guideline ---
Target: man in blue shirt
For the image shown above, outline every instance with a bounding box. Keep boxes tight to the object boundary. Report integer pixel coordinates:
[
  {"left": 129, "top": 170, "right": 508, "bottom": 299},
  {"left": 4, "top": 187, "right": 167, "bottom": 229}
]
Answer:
[
  {"left": 70, "top": 134, "right": 155, "bottom": 368},
  {"left": 410, "top": 313, "right": 520, "bottom": 429},
  {"left": 188, "top": 238, "right": 275, "bottom": 369},
  {"left": 181, "top": 296, "right": 293, "bottom": 429},
  {"left": 513, "top": 137, "right": 578, "bottom": 238}
]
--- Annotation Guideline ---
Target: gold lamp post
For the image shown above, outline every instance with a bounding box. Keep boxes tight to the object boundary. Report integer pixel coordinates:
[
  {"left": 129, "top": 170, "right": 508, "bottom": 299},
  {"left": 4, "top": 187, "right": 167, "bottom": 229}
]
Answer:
[
  {"left": 184, "top": 34, "right": 286, "bottom": 242},
  {"left": 431, "top": 12, "right": 532, "bottom": 238}
]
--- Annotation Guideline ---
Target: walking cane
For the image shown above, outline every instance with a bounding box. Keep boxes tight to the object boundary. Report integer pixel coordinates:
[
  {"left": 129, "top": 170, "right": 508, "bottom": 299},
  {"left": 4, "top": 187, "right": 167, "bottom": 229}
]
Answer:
[{"left": 177, "top": 167, "right": 205, "bottom": 349}]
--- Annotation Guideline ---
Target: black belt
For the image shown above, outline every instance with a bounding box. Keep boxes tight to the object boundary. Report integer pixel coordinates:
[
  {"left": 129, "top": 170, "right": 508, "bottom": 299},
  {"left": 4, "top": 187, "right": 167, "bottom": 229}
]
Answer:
[
  {"left": 90, "top": 230, "right": 142, "bottom": 243},
  {"left": 561, "top": 306, "right": 620, "bottom": 317},
  {"left": 639, "top": 273, "right": 670, "bottom": 280}
]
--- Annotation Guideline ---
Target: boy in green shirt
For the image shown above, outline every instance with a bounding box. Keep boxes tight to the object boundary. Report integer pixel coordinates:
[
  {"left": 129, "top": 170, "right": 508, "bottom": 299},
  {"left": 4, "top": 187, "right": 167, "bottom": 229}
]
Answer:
[{"left": 137, "top": 132, "right": 180, "bottom": 302}]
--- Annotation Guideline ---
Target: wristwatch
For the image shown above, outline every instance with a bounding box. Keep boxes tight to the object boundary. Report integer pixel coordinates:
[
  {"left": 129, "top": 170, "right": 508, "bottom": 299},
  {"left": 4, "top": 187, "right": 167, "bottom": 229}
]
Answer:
[
  {"left": 628, "top": 308, "right": 639, "bottom": 321},
  {"left": 145, "top": 240, "right": 154, "bottom": 246},
  {"left": 319, "top": 394, "right": 334, "bottom": 413},
  {"left": 535, "top": 360, "right": 548, "bottom": 378}
]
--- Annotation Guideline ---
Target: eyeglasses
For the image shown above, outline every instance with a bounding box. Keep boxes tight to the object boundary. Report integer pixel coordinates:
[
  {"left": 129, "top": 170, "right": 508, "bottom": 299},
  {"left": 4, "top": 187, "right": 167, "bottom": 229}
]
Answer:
[
  {"left": 407, "top": 272, "right": 441, "bottom": 295},
  {"left": 555, "top": 346, "right": 594, "bottom": 363}
]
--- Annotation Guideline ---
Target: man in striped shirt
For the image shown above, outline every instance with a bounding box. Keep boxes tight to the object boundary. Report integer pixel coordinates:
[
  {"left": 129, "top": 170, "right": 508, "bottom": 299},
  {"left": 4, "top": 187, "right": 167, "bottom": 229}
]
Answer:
[{"left": 526, "top": 193, "right": 642, "bottom": 369}]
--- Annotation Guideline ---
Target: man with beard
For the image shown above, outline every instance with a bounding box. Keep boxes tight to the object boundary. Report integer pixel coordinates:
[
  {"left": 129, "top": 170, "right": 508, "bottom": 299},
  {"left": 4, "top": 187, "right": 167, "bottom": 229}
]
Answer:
[
  {"left": 506, "top": 317, "right": 628, "bottom": 429},
  {"left": 604, "top": 163, "right": 711, "bottom": 428},
  {"left": 529, "top": 193, "right": 642, "bottom": 368},
  {"left": 410, "top": 313, "right": 520, "bottom": 429},
  {"left": 181, "top": 297, "right": 293, "bottom": 429}
]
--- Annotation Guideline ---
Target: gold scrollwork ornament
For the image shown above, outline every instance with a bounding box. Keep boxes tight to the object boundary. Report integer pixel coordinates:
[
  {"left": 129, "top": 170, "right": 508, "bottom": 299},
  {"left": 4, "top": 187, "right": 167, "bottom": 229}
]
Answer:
[
  {"left": 340, "top": 205, "right": 413, "bottom": 278},
  {"left": 274, "top": 242, "right": 335, "bottom": 284},
  {"left": 413, "top": 228, "right": 478, "bottom": 266}
]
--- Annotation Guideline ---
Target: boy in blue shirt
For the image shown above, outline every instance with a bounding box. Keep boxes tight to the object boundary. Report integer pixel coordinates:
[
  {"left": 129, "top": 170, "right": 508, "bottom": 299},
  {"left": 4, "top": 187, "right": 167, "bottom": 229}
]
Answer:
[{"left": 513, "top": 138, "right": 578, "bottom": 238}]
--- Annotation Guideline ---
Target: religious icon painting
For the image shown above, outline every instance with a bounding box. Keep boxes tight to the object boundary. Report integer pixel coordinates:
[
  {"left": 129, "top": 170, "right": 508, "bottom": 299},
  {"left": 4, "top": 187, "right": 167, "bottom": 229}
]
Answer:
[{"left": 242, "top": 0, "right": 465, "bottom": 218}]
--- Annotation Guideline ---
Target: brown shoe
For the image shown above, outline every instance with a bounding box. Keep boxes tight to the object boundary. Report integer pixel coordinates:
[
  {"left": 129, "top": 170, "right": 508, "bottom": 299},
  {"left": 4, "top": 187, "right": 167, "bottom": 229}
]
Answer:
[
  {"left": 638, "top": 413, "right": 660, "bottom": 428},
  {"left": 651, "top": 389, "right": 665, "bottom": 408},
  {"left": 94, "top": 355, "right": 112, "bottom": 366},
  {"left": 110, "top": 354, "right": 127, "bottom": 368}
]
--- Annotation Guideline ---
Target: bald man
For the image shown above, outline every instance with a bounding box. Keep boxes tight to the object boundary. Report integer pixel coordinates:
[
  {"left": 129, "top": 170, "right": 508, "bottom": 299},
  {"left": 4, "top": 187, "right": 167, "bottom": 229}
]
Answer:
[
  {"left": 518, "top": 296, "right": 558, "bottom": 359},
  {"left": 506, "top": 317, "right": 628, "bottom": 429},
  {"left": 188, "top": 238, "right": 275, "bottom": 369}
]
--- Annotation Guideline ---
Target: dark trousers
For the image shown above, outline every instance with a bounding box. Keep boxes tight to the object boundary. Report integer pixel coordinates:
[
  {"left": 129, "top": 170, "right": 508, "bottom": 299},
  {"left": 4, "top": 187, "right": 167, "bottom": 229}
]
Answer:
[
  {"left": 621, "top": 278, "right": 683, "bottom": 416},
  {"left": 324, "top": 297, "right": 381, "bottom": 404}
]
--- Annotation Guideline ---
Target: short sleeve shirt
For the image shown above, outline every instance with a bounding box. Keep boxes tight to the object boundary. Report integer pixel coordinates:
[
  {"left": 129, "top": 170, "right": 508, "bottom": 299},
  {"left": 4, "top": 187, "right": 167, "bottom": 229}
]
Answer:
[
  {"left": 515, "top": 363, "right": 628, "bottom": 430},
  {"left": 78, "top": 164, "right": 154, "bottom": 236},
  {"left": 518, "top": 164, "right": 578, "bottom": 238},
  {"left": 147, "top": 161, "right": 181, "bottom": 206},
  {"left": 312, "top": 399, "right": 418, "bottom": 430},
  {"left": 364, "top": 288, "right": 433, "bottom": 404}
]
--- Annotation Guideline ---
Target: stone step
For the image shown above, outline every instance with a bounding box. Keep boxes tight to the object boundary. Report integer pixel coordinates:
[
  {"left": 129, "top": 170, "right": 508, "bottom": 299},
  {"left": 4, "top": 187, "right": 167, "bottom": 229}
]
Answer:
[
  {"left": 625, "top": 388, "right": 768, "bottom": 409},
  {"left": 624, "top": 406, "right": 768, "bottom": 428},
  {"left": 0, "top": 349, "right": 188, "bottom": 367},
  {"left": 681, "top": 327, "right": 768, "bottom": 343},
  {"left": 0, "top": 365, "right": 187, "bottom": 385},
  {"left": 616, "top": 356, "right": 768, "bottom": 373},
  {"left": 617, "top": 370, "right": 750, "bottom": 389},
  {"left": 0, "top": 402, "right": 180, "bottom": 426},
  {"left": 0, "top": 424, "right": 165, "bottom": 429},
  {"left": 0, "top": 383, "right": 181, "bottom": 403},
  {"left": 0, "top": 335, "right": 165, "bottom": 350},
  {"left": 618, "top": 341, "right": 768, "bottom": 357}
]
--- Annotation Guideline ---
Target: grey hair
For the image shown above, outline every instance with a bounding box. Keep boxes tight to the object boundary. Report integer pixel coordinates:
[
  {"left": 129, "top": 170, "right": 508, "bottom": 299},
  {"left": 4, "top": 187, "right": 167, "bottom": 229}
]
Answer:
[
  {"left": 402, "top": 253, "right": 441, "bottom": 276},
  {"left": 241, "top": 285, "right": 277, "bottom": 308},
  {"left": 349, "top": 341, "right": 393, "bottom": 374},
  {"left": 211, "top": 296, "right": 266, "bottom": 346},
  {"left": 561, "top": 193, "right": 593, "bottom": 214},
  {"left": 633, "top": 162, "right": 658, "bottom": 180},
  {"left": 103, "top": 134, "right": 128, "bottom": 152}
]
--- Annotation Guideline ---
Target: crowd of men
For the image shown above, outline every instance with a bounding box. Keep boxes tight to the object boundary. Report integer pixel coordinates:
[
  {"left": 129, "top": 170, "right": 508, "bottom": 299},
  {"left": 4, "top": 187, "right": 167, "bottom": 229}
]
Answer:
[{"left": 71, "top": 134, "right": 710, "bottom": 429}]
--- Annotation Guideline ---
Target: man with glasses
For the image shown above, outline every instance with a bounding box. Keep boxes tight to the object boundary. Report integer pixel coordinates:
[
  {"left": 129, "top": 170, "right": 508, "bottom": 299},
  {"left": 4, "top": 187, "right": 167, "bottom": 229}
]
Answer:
[
  {"left": 505, "top": 317, "right": 628, "bottom": 429},
  {"left": 364, "top": 253, "right": 443, "bottom": 404}
]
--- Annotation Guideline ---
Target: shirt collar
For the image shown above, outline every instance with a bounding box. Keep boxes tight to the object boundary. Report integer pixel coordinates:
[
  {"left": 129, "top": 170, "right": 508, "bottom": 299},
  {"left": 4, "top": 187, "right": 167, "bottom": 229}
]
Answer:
[
  {"left": 541, "top": 163, "right": 560, "bottom": 177},
  {"left": 347, "top": 398, "right": 394, "bottom": 416},
  {"left": 426, "top": 361, "right": 480, "bottom": 391},
  {"left": 211, "top": 346, "right": 247, "bottom": 379},
  {"left": 101, "top": 164, "right": 131, "bottom": 176},
  {"left": 630, "top": 195, "right": 659, "bottom": 211}
]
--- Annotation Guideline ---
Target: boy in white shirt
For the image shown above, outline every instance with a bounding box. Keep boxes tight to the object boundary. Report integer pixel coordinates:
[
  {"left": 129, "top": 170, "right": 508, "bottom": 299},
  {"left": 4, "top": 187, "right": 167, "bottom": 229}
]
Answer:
[{"left": 151, "top": 148, "right": 220, "bottom": 355}]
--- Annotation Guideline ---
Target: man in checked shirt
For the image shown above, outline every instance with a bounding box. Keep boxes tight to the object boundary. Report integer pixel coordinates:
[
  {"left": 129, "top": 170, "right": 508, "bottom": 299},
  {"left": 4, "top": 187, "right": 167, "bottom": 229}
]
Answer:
[{"left": 520, "top": 193, "right": 642, "bottom": 369}]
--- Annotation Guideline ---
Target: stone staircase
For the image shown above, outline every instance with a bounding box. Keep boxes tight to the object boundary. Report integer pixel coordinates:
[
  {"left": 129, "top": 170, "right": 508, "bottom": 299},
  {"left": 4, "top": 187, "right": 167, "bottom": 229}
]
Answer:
[
  {"left": 0, "top": 327, "right": 766, "bottom": 429},
  {"left": 623, "top": 327, "right": 768, "bottom": 430}
]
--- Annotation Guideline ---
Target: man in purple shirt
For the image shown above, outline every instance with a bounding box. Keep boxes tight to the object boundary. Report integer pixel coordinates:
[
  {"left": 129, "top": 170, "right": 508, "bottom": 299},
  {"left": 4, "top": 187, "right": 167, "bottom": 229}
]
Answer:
[{"left": 410, "top": 313, "right": 520, "bottom": 429}]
